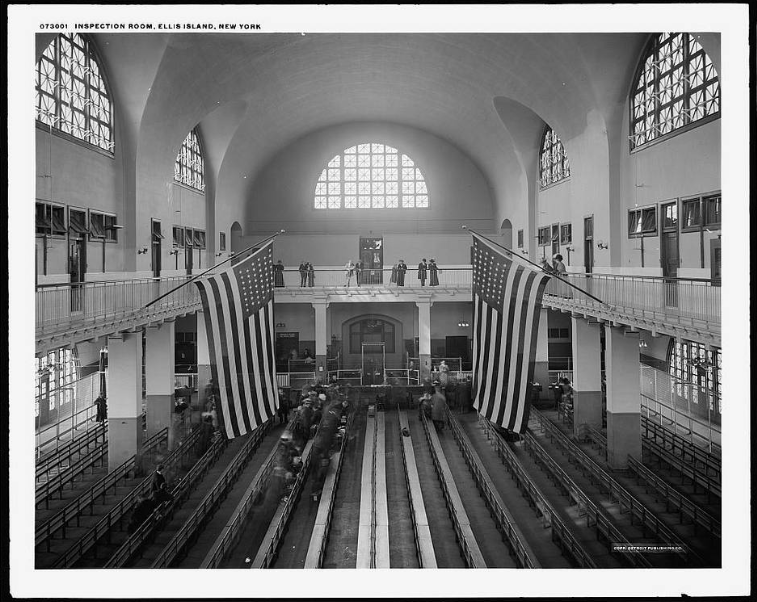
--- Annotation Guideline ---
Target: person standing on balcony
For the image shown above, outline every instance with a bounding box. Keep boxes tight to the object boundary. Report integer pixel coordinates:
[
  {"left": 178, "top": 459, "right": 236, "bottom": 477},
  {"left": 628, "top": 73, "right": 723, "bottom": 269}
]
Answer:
[
  {"left": 306, "top": 262, "right": 315, "bottom": 287},
  {"left": 428, "top": 259, "right": 440, "bottom": 286},
  {"left": 299, "top": 260, "right": 308, "bottom": 287},
  {"left": 344, "top": 259, "right": 355, "bottom": 286},
  {"left": 94, "top": 395, "right": 107, "bottom": 422},
  {"left": 354, "top": 259, "right": 364, "bottom": 286},
  {"left": 274, "top": 259, "right": 285, "bottom": 287},
  {"left": 552, "top": 254, "right": 567, "bottom": 275},
  {"left": 417, "top": 258, "right": 428, "bottom": 286},
  {"left": 390, "top": 262, "right": 398, "bottom": 285},
  {"left": 396, "top": 259, "right": 407, "bottom": 286}
]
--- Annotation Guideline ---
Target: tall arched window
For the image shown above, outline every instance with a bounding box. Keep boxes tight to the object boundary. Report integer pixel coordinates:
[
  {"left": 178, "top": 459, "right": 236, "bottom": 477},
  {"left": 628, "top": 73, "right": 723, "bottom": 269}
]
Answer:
[
  {"left": 314, "top": 143, "right": 428, "bottom": 209},
  {"left": 539, "top": 127, "right": 571, "bottom": 189},
  {"left": 630, "top": 33, "right": 720, "bottom": 150},
  {"left": 36, "top": 34, "right": 114, "bottom": 152},
  {"left": 174, "top": 128, "right": 205, "bottom": 192}
]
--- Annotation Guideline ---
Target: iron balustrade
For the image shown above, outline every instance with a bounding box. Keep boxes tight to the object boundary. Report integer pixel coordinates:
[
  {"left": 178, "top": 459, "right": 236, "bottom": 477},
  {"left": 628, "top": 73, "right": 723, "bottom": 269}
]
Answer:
[
  {"left": 519, "top": 428, "right": 652, "bottom": 568},
  {"left": 200, "top": 418, "right": 297, "bottom": 569},
  {"left": 640, "top": 392, "right": 721, "bottom": 455},
  {"left": 150, "top": 421, "right": 271, "bottom": 568},
  {"left": 419, "top": 412, "right": 486, "bottom": 568},
  {"left": 478, "top": 415, "right": 597, "bottom": 568},
  {"left": 445, "top": 408, "right": 540, "bottom": 568},
  {"left": 36, "top": 422, "right": 107, "bottom": 484},
  {"left": 36, "top": 275, "right": 202, "bottom": 338},
  {"left": 642, "top": 438, "right": 721, "bottom": 500},
  {"left": 530, "top": 408, "right": 702, "bottom": 566},
  {"left": 48, "top": 427, "right": 169, "bottom": 568},
  {"left": 304, "top": 410, "right": 356, "bottom": 568},
  {"left": 250, "top": 439, "right": 314, "bottom": 569},
  {"left": 36, "top": 404, "right": 99, "bottom": 461},
  {"left": 274, "top": 266, "right": 473, "bottom": 289},
  {"left": 35, "top": 443, "right": 107, "bottom": 509}
]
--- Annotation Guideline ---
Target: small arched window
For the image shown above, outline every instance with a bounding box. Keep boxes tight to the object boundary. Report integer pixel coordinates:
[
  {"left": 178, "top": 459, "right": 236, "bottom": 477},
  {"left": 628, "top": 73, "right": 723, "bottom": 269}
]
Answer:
[
  {"left": 36, "top": 33, "right": 113, "bottom": 152},
  {"left": 314, "top": 143, "right": 428, "bottom": 209},
  {"left": 539, "top": 127, "right": 571, "bottom": 189},
  {"left": 174, "top": 128, "right": 205, "bottom": 192},
  {"left": 630, "top": 33, "right": 720, "bottom": 150}
]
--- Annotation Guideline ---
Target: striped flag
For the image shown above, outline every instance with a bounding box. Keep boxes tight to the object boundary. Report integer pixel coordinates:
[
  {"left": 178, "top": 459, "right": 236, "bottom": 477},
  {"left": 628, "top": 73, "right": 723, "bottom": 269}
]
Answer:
[
  {"left": 195, "top": 242, "right": 278, "bottom": 438},
  {"left": 471, "top": 233, "right": 551, "bottom": 434}
]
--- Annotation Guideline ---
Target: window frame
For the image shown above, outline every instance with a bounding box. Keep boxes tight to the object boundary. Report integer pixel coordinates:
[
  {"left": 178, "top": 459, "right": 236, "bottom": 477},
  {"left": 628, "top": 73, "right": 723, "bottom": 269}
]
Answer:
[
  {"left": 537, "top": 226, "right": 551, "bottom": 246},
  {"left": 172, "top": 226, "right": 185, "bottom": 248},
  {"left": 629, "top": 32, "right": 720, "bottom": 152},
  {"left": 68, "top": 206, "right": 90, "bottom": 237},
  {"left": 35, "top": 201, "right": 67, "bottom": 238},
  {"left": 219, "top": 232, "right": 226, "bottom": 251},
  {"left": 539, "top": 126, "right": 571, "bottom": 189},
  {"left": 560, "top": 223, "right": 572, "bottom": 245},
  {"left": 89, "top": 210, "right": 118, "bottom": 242},
  {"left": 174, "top": 128, "right": 206, "bottom": 193},
  {"left": 517, "top": 229, "right": 524, "bottom": 249},
  {"left": 628, "top": 205, "right": 658, "bottom": 237},
  {"left": 313, "top": 142, "right": 429, "bottom": 210}
]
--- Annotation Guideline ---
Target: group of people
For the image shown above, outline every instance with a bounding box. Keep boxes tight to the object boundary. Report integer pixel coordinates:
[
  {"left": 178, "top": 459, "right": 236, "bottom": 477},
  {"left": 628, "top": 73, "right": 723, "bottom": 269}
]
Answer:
[
  {"left": 267, "top": 382, "right": 351, "bottom": 505},
  {"left": 127, "top": 464, "right": 174, "bottom": 534},
  {"left": 389, "top": 258, "right": 441, "bottom": 287},
  {"left": 417, "top": 372, "right": 473, "bottom": 433}
]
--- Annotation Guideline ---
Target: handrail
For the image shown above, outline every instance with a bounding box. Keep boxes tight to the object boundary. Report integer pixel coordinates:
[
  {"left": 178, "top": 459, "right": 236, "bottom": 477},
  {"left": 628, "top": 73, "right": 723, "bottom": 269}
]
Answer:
[
  {"left": 304, "top": 410, "right": 356, "bottom": 568},
  {"left": 626, "top": 455, "right": 721, "bottom": 539},
  {"left": 200, "top": 418, "right": 299, "bottom": 569},
  {"left": 250, "top": 439, "right": 314, "bottom": 569},
  {"left": 445, "top": 408, "right": 540, "bottom": 568},
  {"left": 36, "top": 423, "right": 107, "bottom": 483},
  {"left": 643, "top": 438, "right": 721, "bottom": 500},
  {"left": 478, "top": 415, "right": 597, "bottom": 568},
  {"left": 641, "top": 416, "right": 721, "bottom": 480},
  {"left": 530, "top": 408, "right": 702, "bottom": 566},
  {"left": 420, "top": 412, "right": 486, "bottom": 568},
  {"left": 397, "top": 409, "right": 436, "bottom": 569},
  {"left": 102, "top": 428, "right": 220, "bottom": 568},
  {"left": 48, "top": 427, "right": 170, "bottom": 568},
  {"left": 35, "top": 444, "right": 108, "bottom": 509},
  {"left": 149, "top": 421, "right": 271, "bottom": 568},
  {"left": 640, "top": 395, "right": 721, "bottom": 455},
  {"left": 519, "top": 429, "right": 651, "bottom": 568}
]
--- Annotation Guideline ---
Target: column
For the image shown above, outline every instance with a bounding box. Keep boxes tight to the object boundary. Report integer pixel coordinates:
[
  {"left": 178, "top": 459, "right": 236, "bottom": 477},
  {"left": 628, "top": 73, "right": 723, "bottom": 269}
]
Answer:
[
  {"left": 145, "top": 320, "right": 176, "bottom": 450},
  {"left": 532, "top": 308, "right": 550, "bottom": 400},
  {"left": 196, "top": 310, "right": 212, "bottom": 410},
  {"left": 605, "top": 325, "right": 642, "bottom": 469},
  {"left": 107, "top": 332, "right": 144, "bottom": 473},
  {"left": 313, "top": 300, "right": 329, "bottom": 383},
  {"left": 571, "top": 317, "right": 603, "bottom": 437},
  {"left": 416, "top": 300, "right": 432, "bottom": 380}
]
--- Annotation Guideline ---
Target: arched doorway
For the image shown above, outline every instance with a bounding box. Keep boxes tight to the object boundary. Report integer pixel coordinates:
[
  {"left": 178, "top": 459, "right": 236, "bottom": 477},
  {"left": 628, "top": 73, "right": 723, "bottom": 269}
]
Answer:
[
  {"left": 342, "top": 314, "right": 403, "bottom": 382},
  {"left": 500, "top": 219, "right": 513, "bottom": 250},
  {"left": 230, "top": 221, "right": 244, "bottom": 253}
]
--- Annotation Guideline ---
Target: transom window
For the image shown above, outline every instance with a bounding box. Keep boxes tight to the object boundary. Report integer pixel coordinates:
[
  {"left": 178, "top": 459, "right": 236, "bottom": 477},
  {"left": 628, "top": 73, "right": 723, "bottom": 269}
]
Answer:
[
  {"left": 539, "top": 127, "right": 571, "bottom": 189},
  {"left": 630, "top": 33, "right": 720, "bottom": 150},
  {"left": 668, "top": 339, "right": 721, "bottom": 415},
  {"left": 314, "top": 143, "right": 429, "bottom": 210},
  {"left": 174, "top": 128, "right": 205, "bottom": 192},
  {"left": 628, "top": 206, "right": 658, "bottom": 237},
  {"left": 36, "top": 33, "right": 113, "bottom": 152}
]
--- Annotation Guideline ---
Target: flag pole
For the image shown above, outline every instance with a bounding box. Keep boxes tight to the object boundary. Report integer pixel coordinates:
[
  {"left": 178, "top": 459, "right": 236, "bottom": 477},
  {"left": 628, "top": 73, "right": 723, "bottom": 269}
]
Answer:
[
  {"left": 143, "top": 229, "right": 285, "bottom": 309},
  {"left": 462, "top": 226, "right": 609, "bottom": 306}
]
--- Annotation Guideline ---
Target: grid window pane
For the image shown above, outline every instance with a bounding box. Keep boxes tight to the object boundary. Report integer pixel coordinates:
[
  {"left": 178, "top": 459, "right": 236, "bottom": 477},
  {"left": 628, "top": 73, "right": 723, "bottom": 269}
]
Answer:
[
  {"left": 174, "top": 128, "right": 205, "bottom": 192},
  {"left": 630, "top": 33, "right": 720, "bottom": 150},
  {"left": 35, "top": 34, "right": 113, "bottom": 151},
  {"left": 313, "top": 143, "right": 429, "bottom": 209},
  {"left": 539, "top": 126, "right": 571, "bottom": 189}
]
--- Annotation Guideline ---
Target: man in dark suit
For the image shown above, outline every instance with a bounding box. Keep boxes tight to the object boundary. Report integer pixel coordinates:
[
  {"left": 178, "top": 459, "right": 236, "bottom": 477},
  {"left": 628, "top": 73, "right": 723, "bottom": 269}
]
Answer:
[
  {"left": 417, "top": 258, "right": 428, "bottom": 286},
  {"left": 396, "top": 259, "right": 407, "bottom": 286},
  {"left": 298, "top": 261, "right": 308, "bottom": 287}
]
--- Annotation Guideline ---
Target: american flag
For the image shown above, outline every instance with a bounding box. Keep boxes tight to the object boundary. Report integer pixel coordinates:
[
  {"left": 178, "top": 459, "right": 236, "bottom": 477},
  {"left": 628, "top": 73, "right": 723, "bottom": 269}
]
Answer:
[
  {"left": 471, "top": 233, "right": 551, "bottom": 434},
  {"left": 195, "top": 242, "right": 278, "bottom": 438}
]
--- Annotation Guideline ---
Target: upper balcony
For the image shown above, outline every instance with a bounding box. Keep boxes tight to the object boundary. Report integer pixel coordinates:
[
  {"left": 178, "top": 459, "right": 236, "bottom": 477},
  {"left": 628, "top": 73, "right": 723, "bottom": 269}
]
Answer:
[{"left": 35, "top": 267, "right": 721, "bottom": 355}]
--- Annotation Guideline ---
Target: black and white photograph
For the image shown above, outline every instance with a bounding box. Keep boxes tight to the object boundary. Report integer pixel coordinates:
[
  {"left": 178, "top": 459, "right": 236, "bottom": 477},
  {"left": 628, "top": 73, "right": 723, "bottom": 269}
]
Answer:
[{"left": 7, "top": 3, "right": 751, "bottom": 599}]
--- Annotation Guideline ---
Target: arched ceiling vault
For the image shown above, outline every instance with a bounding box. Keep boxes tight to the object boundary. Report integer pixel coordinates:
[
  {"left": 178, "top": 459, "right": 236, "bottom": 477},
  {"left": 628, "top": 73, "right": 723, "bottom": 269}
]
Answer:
[{"left": 89, "top": 32, "right": 666, "bottom": 217}]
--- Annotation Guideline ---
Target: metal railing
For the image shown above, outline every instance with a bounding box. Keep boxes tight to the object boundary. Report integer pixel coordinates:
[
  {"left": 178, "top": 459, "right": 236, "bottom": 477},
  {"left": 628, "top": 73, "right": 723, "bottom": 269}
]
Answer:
[
  {"left": 420, "top": 412, "right": 486, "bottom": 568},
  {"left": 48, "top": 427, "right": 169, "bottom": 568},
  {"left": 36, "top": 402, "right": 99, "bottom": 461},
  {"left": 275, "top": 267, "right": 473, "bottom": 289},
  {"left": 36, "top": 275, "right": 202, "bottom": 338},
  {"left": 445, "top": 408, "right": 539, "bottom": 568},
  {"left": 150, "top": 421, "right": 271, "bottom": 568},
  {"left": 35, "top": 441, "right": 108, "bottom": 510},
  {"left": 36, "top": 422, "right": 107, "bottom": 484},
  {"left": 530, "top": 408, "right": 702, "bottom": 567},
  {"left": 250, "top": 439, "right": 314, "bottom": 569},
  {"left": 478, "top": 415, "right": 597, "bottom": 568},
  {"left": 640, "top": 416, "right": 721, "bottom": 479}
]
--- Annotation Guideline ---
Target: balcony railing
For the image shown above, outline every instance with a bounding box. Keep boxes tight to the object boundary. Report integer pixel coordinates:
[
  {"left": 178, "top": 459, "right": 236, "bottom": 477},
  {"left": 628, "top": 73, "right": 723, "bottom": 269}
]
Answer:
[
  {"left": 36, "top": 276, "right": 202, "bottom": 339},
  {"left": 35, "top": 269, "right": 720, "bottom": 346}
]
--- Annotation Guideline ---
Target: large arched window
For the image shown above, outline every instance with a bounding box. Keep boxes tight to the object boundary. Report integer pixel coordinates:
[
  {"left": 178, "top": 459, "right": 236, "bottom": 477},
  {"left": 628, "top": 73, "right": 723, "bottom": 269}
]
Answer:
[
  {"left": 539, "top": 127, "right": 571, "bottom": 189},
  {"left": 667, "top": 339, "right": 721, "bottom": 415},
  {"left": 35, "top": 33, "right": 113, "bottom": 152},
  {"left": 174, "top": 128, "right": 205, "bottom": 192},
  {"left": 630, "top": 33, "right": 720, "bottom": 150},
  {"left": 314, "top": 143, "right": 428, "bottom": 209}
]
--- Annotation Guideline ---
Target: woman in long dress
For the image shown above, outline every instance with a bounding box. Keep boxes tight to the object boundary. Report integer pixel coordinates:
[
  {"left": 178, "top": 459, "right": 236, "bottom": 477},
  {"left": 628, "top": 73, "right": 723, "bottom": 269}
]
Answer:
[
  {"left": 306, "top": 262, "right": 315, "bottom": 287},
  {"left": 274, "top": 260, "right": 285, "bottom": 287},
  {"left": 428, "top": 259, "right": 440, "bottom": 286}
]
